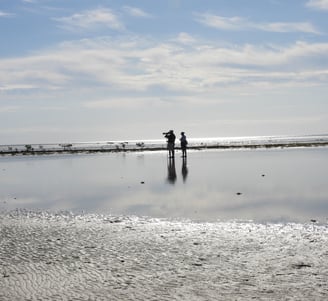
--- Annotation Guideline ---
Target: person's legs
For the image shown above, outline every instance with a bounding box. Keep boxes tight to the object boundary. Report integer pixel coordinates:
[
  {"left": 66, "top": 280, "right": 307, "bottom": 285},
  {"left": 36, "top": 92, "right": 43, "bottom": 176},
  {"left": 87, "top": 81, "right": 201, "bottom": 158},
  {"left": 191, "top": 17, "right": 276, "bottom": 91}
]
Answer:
[
  {"left": 168, "top": 143, "right": 175, "bottom": 158},
  {"left": 182, "top": 146, "right": 186, "bottom": 157}
]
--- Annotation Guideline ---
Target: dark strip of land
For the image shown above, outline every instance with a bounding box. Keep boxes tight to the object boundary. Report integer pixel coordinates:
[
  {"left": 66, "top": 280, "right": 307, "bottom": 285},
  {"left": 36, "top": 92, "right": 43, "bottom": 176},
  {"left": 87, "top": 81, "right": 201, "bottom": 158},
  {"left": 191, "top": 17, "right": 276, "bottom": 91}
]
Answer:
[{"left": 1, "top": 141, "right": 328, "bottom": 156}]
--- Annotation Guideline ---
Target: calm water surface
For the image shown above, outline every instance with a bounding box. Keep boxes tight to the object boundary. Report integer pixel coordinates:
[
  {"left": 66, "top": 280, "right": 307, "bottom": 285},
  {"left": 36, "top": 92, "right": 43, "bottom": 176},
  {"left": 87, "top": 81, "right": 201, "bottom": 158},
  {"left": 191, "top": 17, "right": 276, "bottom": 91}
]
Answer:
[{"left": 1, "top": 148, "right": 328, "bottom": 223}]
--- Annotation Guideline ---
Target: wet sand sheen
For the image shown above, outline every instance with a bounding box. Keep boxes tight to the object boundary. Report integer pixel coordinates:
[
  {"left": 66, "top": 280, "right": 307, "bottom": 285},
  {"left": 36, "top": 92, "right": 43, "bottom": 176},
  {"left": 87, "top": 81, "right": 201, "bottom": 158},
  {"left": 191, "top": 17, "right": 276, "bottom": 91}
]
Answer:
[{"left": 1, "top": 212, "right": 327, "bottom": 300}]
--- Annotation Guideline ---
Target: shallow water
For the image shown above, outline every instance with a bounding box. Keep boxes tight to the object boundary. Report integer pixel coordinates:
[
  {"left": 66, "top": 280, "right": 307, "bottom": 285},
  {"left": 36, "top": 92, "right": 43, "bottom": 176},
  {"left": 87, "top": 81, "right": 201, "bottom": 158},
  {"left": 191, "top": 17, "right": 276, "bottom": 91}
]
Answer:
[{"left": 0, "top": 147, "right": 328, "bottom": 223}]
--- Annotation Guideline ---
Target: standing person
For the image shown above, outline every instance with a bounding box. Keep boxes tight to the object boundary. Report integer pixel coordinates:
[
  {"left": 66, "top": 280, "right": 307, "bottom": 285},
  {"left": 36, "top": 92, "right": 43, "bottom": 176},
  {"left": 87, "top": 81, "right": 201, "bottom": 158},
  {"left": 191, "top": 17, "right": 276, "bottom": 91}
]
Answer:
[
  {"left": 180, "top": 132, "right": 188, "bottom": 158},
  {"left": 163, "top": 130, "right": 176, "bottom": 158}
]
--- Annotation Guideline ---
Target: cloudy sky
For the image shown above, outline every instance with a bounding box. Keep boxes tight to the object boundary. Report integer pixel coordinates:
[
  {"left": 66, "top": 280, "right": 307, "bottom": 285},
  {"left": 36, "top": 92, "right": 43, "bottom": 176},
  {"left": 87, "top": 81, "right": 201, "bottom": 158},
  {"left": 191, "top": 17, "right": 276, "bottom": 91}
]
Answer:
[{"left": 1, "top": 0, "right": 328, "bottom": 144}]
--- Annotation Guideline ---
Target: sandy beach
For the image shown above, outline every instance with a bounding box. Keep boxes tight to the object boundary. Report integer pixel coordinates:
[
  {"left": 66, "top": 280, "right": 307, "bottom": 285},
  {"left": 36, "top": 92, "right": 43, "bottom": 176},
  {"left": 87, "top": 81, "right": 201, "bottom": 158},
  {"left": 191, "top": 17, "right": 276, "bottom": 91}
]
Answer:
[{"left": 1, "top": 211, "right": 327, "bottom": 301}]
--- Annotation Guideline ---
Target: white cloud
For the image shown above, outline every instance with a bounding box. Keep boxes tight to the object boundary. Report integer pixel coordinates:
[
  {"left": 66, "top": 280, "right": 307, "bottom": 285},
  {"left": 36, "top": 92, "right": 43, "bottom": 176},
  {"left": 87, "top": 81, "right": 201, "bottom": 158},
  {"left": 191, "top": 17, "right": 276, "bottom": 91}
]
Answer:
[
  {"left": 83, "top": 97, "right": 160, "bottom": 109},
  {"left": 0, "top": 37, "right": 328, "bottom": 98},
  {"left": 0, "top": 11, "right": 14, "bottom": 17},
  {"left": 306, "top": 0, "right": 328, "bottom": 10},
  {"left": 196, "top": 13, "right": 320, "bottom": 34},
  {"left": 54, "top": 8, "right": 123, "bottom": 31},
  {"left": 175, "top": 32, "right": 196, "bottom": 44},
  {"left": 0, "top": 84, "right": 36, "bottom": 91},
  {"left": 123, "top": 6, "right": 152, "bottom": 18}
]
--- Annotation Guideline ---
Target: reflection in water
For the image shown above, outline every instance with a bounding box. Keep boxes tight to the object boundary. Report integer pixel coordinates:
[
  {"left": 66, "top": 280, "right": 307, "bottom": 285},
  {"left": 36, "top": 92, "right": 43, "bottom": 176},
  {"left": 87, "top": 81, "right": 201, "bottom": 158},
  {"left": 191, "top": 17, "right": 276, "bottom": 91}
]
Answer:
[
  {"left": 167, "top": 158, "right": 177, "bottom": 184},
  {"left": 1, "top": 149, "right": 328, "bottom": 222},
  {"left": 181, "top": 157, "right": 188, "bottom": 183}
]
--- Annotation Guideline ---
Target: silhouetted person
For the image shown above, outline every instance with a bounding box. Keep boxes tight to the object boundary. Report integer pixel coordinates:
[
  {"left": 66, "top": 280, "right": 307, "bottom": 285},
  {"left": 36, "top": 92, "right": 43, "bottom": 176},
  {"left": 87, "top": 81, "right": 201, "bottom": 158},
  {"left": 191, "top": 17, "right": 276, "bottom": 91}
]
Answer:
[
  {"left": 180, "top": 132, "right": 188, "bottom": 158},
  {"left": 181, "top": 157, "right": 188, "bottom": 183},
  {"left": 163, "top": 130, "right": 176, "bottom": 158},
  {"left": 167, "top": 157, "right": 177, "bottom": 184}
]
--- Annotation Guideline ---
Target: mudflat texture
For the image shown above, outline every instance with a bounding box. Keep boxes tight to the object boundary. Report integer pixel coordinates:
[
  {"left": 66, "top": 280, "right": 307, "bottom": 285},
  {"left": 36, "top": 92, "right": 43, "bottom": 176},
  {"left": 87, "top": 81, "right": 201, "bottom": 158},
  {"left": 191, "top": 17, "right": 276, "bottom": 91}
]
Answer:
[{"left": 1, "top": 211, "right": 327, "bottom": 300}]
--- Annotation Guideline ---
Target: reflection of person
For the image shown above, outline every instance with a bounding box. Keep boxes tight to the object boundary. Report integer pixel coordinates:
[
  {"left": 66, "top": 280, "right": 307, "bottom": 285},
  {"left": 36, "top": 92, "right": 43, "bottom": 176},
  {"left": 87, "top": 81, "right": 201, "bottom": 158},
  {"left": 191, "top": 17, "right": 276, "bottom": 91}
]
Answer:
[
  {"left": 180, "top": 132, "right": 188, "bottom": 158},
  {"left": 182, "top": 157, "right": 188, "bottom": 183},
  {"left": 164, "top": 130, "right": 176, "bottom": 158},
  {"left": 167, "top": 158, "right": 177, "bottom": 184}
]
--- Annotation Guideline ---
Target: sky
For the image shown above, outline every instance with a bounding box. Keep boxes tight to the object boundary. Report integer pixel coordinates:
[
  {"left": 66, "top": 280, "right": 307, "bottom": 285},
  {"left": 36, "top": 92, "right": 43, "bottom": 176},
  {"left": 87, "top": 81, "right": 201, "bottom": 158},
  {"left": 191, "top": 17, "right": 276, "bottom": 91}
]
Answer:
[{"left": 0, "top": 0, "right": 328, "bottom": 144}]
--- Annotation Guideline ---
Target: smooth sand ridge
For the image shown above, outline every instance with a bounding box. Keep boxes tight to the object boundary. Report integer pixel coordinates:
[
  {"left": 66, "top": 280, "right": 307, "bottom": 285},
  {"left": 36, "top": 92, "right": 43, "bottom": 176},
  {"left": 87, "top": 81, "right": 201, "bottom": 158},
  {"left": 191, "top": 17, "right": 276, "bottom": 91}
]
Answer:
[{"left": 1, "top": 211, "right": 328, "bottom": 300}]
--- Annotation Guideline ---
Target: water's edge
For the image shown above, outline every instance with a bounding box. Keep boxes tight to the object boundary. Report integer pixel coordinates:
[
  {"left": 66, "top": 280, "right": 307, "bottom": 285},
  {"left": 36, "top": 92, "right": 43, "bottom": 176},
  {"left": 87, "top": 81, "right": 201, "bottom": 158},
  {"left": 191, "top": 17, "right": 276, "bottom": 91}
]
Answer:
[{"left": 1, "top": 135, "right": 328, "bottom": 156}]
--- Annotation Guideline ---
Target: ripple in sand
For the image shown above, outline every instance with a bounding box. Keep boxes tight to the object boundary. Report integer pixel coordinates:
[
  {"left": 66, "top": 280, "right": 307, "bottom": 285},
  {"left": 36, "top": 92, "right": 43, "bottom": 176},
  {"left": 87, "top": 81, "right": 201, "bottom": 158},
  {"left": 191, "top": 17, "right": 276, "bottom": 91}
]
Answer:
[{"left": 0, "top": 211, "right": 327, "bottom": 300}]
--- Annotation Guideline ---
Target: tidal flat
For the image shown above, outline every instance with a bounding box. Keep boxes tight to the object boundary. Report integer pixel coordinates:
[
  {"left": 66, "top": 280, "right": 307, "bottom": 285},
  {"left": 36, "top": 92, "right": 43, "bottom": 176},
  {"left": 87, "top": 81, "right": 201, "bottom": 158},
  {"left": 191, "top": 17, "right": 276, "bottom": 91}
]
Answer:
[
  {"left": 0, "top": 147, "right": 328, "bottom": 300},
  {"left": 1, "top": 212, "right": 327, "bottom": 300}
]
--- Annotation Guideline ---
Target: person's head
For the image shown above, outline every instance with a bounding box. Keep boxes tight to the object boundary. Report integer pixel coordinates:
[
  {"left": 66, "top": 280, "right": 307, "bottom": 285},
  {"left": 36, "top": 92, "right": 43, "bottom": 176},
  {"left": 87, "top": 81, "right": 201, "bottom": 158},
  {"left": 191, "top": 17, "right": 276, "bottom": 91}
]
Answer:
[
  {"left": 169, "top": 130, "right": 174, "bottom": 133},
  {"left": 181, "top": 132, "right": 185, "bottom": 135}
]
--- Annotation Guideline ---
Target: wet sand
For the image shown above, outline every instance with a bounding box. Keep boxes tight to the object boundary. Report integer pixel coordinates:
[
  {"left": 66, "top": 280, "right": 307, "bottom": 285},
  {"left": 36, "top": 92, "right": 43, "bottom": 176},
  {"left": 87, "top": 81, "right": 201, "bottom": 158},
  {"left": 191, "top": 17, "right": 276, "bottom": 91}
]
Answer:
[{"left": 1, "top": 211, "right": 327, "bottom": 300}]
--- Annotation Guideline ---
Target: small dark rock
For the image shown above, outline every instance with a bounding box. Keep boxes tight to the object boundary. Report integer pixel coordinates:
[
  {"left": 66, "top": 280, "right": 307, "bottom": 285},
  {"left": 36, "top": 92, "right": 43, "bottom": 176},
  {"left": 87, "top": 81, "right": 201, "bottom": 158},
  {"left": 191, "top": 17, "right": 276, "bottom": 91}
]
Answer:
[
  {"left": 310, "top": 219, "right": 317, "bottom": 223},
  {"left": 140, "top": 181, "right": 145, "bottom": 184},
  {"left": 292, "top": 263, "right": 312, "bottom": 269},
  {"left": 236, "top": 192, "right": 242, "bottom": 195},
  {"left": 110, "top": 219, "right": 122, "bottom": 223},
  {"left": 125, "top": 226, "right": 135, "bottom": 230}
]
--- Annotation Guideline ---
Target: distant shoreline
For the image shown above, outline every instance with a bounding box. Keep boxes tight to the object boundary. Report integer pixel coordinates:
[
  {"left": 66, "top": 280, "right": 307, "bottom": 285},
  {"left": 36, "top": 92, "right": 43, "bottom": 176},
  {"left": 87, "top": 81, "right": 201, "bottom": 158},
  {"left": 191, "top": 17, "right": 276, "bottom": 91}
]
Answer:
[{"left": 1, "top": 141, "right": 328, "bottom": 157}]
